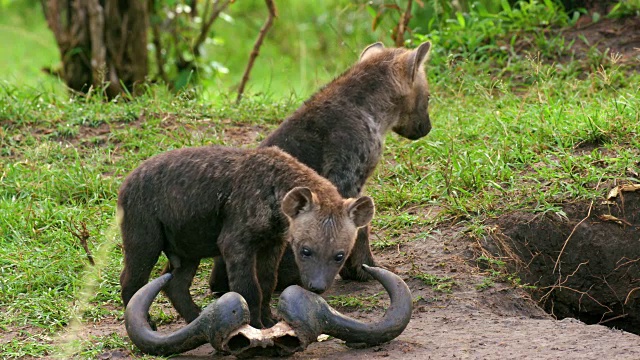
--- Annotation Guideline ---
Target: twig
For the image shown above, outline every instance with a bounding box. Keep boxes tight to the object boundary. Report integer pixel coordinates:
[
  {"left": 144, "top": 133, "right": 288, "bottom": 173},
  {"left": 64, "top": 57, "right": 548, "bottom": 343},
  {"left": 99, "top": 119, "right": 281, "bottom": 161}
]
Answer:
[
  {"left": 540, "top": 284, "right": 613, "bottom": 315},
  {"left": 553, "top": 200, "right": 593, "bottom": 274},
  {"left": 86, "top": 0, "right": 106, "bottom": 88},
  {"left": 236, "top": 0, "right": 277, "bottom": 104},
  {"left": 614, "top": 257, "right": 640, "bottom": 272},
  {"left": 69, "top": 221, "right": 95, "bottom": 266},
  {"left": 541, "top": 261, "right": 590, "bottom": 302},
  {"left": 189, "top": 0, "right": 198, "bottom": 17},
  {"left": 193, "top": 0, "right": 231, "bottom": 58},
  {"left": 625, "top": 287, "right": 640, "bottom": 305},
  {"left": 148, "top": 0, "right": 169, "bottom": 84},
  {"left": 394, "top": 0, "right": 413, "bottom": 47},
  {"left": 598, "top": 313, "right": 628, "bottom": 325}
]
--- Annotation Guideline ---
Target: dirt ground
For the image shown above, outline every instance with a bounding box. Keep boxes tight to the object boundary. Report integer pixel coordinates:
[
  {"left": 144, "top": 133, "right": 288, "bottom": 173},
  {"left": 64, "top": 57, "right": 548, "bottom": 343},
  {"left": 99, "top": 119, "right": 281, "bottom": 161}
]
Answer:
[
  {"left": 563, "top": 14, "right": 640, "bottom": 70},
  {"left": 89, "top": 161, "right": 640, "bottom": 358},
  {"left": 52, "top": 14, "right": 640, "bottom": 360},
  {"left": 90, "top": 214, "right": 640, "bottom": 360}
]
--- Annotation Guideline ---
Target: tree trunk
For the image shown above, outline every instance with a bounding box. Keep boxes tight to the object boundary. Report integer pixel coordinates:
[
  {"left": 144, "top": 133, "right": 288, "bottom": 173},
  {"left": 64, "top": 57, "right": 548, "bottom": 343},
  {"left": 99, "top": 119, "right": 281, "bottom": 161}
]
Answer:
[{"left": 42, "top": 0, "right": 148, "bottom": 99}]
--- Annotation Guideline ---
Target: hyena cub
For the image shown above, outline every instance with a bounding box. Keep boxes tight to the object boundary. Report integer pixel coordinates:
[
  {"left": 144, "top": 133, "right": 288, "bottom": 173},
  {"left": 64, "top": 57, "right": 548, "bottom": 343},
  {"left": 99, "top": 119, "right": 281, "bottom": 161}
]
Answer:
[
  {"left": 211, "top": 41, "right": 433, "bottom": 291},
  {"left": 118, "top": 146, "right": 374, "bottom": 328}
]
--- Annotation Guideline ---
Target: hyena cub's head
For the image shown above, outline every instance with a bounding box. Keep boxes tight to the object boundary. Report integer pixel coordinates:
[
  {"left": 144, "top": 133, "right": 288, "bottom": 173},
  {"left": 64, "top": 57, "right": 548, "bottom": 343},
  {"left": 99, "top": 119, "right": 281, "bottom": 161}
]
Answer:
[
  {"left": 360, "top": 41, "right": 433, "bottom": 140},
  {"left": 282, "top": 187, "right": 374, "bottom": 293}
]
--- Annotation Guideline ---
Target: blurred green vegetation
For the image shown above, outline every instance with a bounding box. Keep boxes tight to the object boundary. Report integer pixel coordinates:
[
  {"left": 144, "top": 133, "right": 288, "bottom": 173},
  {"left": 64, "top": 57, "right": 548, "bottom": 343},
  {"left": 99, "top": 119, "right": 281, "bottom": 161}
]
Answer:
[{"left": 4, "top": 0, "right": 635, "bottom": 98}]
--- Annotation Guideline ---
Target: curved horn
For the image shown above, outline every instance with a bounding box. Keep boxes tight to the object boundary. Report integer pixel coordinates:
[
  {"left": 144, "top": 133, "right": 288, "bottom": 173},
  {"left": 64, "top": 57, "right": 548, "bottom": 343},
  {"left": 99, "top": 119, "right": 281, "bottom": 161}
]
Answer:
[
  {"left": 124, "top": 273, "right": 250, "bottom": 356},
  {"left": 278, "top": 265, "right": 412, "bottom": 346}
]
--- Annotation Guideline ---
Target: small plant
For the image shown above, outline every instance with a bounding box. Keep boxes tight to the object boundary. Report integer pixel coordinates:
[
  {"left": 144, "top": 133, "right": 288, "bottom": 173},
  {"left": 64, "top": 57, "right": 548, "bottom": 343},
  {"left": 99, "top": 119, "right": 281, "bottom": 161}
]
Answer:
[
  {"left": 476, "top": 254, "right": 506, "bottom": 268},
  {"left": 476, "top": 255, "right": 536, "bottom": 290},
  {"left": 54, "top": 123, "right": 79, "bottom": 138},
  {"left": 371, "top": 238, "right": 400, "bottom": 250},
  {"left": 476, "top": 277, "right": 495, "bottom": 291},
  {"left": 327, "top": 292, "right": 384, "bottom": 311},
  {"left": 414, "top": 273, "right": 456, "bottom": 293},
  {"left": 608, "top": 0, "right": 640, "bottom": 18}
]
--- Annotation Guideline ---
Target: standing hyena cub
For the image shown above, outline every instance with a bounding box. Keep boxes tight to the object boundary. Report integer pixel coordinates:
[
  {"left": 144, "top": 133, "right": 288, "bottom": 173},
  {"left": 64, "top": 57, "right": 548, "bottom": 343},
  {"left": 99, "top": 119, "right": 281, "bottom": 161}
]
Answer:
[
  {"left": 118, "top": 146, "right": 374, "bottom": 328},
  {"left": 211, "top": 41, "right": 433, "bottom": 291}
]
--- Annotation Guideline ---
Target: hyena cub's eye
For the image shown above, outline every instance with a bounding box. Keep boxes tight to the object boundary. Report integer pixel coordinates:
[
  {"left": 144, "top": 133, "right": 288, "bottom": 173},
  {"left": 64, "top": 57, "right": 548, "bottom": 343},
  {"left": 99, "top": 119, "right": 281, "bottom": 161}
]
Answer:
[
  {"left": 301, "top": 247, "right": 312, "bottom": 258},
  {"left": 334, "top": 252, "right": 345, "bottom": 263}
]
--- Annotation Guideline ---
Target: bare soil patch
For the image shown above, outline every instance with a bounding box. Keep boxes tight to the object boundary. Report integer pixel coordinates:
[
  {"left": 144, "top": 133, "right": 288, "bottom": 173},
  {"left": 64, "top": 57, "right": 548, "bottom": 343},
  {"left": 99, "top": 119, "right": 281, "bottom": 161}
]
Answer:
[
  {"left": 564, "top": 16, "right": 640, "bottom": 70},
  {"left": 73, "top": 187, "right": 640, "bottom": 359},
  {"left": 87, "top": 216, "right": 640, "bottom": 359}
]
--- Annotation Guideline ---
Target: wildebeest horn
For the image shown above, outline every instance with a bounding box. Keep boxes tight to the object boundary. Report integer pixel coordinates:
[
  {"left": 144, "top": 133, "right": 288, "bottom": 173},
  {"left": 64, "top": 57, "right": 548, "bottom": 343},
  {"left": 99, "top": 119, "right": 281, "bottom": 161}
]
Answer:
[
  {"left": 124, "top": 273, "right": 250, "bottom": 356},
  {"left": 126, "top": 265, "right": 411, "bottom": 356},
  {"left": 278, "top": 264, "right": 412, "bottom": 347}
]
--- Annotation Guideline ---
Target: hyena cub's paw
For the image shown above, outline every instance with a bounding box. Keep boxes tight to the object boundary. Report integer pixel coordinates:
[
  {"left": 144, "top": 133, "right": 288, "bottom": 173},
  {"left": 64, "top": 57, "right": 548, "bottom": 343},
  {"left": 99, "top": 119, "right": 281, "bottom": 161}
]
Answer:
[
  {"left": 209, "top": 281, "right": 230, "bottom": 295},
  {"left": 339, "top": 259, "right": 378, "bottom": 281}
]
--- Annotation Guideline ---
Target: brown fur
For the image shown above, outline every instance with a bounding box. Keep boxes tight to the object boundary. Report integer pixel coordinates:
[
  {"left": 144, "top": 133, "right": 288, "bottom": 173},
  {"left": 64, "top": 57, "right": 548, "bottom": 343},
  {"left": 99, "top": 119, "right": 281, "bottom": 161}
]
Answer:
[
  {"left": 118, "top": 146, "right": 374, "bottom": 328},
  {"left": 210, "top": 42, "right": 432, "bottom": 292}
]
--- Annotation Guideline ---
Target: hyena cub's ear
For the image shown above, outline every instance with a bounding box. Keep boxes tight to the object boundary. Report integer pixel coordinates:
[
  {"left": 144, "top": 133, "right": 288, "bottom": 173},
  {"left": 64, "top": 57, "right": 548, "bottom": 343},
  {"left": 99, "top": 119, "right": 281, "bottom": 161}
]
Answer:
[
  {"left": 345, "top": 196, "right": 375, "bottom": 228},
  {"left": 282, "top": 187, "right": 315, "bottom": 219},
  {"left": 359, "top": 42, "right": 385, "bottom": 62},
  {"left": 410, "top": 41, "right": 432, "bottom": 83}
]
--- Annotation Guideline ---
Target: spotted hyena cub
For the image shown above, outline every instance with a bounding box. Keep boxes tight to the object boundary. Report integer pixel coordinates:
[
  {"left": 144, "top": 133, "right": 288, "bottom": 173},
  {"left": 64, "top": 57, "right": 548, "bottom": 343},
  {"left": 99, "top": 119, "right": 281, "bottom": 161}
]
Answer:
[
  {"left": 211, "top": 41, "right": 433, "bottom": 292},
  {"left": 118, "top": 146, "right": 374, "bottom": 328}
]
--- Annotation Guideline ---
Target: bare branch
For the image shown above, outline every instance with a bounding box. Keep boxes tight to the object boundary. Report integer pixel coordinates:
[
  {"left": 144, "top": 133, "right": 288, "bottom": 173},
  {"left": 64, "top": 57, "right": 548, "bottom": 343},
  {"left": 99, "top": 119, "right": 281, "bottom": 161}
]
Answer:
[
  {"left": 69, "top": 221, "right": 95, "bottom": 266},
  {"left": 394, "top": 0, "right": 413, "bottom": 47},
  {"left": 86, "top": 0, "right": 106, "bottom": 88},
  {"left": 148, "top": 0, "right": 169, "bottom": 83},
  {"left": 236, "top": 0, "right": 277, "bottom": 104},
  {"left": 553, "top": 200, "right": 594, "bottom": 274},
  {"left": 193, "top": 0, "right": 231, "bottom": 58}
]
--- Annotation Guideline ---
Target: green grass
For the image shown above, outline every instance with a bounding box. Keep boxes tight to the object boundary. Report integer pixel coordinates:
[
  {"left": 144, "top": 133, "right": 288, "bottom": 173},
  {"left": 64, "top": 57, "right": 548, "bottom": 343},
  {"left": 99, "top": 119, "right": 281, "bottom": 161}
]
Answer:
[
  {"left": 327, "top": 292, "right": 384, "bottom": 312},
  {"left": 0, "top": 4, "right": 62, "bottom": 92},
  {"left": 414, "top": 273, "right": 456, "bottom": 293},
  {"left": 1, "top": 1, "right": 640, "bottom": 358}
]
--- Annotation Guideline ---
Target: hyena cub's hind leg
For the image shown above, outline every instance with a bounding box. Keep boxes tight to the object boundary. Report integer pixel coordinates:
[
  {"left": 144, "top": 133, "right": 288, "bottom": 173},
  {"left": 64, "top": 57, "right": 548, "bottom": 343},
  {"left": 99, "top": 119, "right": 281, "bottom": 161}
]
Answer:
[
  {"left": 209, "top": 259, "right": 230, "bottom": 294},
  {"left": 119, "top": 210, "right": 201, "bottom": 323},
  {"left": 160, "top": 258, "right": 202, "bottom": 323},
  {"left": 119, "top": 219, "right": 164, "bottom": 309}
]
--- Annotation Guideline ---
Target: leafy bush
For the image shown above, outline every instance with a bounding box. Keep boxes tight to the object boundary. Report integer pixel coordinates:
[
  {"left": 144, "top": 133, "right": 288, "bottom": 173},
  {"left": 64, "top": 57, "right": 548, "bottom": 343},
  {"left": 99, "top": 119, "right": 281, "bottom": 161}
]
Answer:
[{"left": 412, "top": 1, "right": 578, "bottom": 69}]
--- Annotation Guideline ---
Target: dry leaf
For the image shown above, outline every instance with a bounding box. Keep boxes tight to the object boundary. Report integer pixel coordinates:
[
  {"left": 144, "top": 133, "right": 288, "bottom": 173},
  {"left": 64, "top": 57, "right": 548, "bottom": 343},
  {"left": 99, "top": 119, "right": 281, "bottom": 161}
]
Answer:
[
  {"left": 620, "top": 184, "right": 640, "bottom": 192},
  {"left": 606, "top": 184, "right": 640, "bottom": 200},
  {"left": 598, "top": 214, "right": 632, "bottom": 226},
  {"left": 599, "top": 214, "right": 623, "bottom": 225}
]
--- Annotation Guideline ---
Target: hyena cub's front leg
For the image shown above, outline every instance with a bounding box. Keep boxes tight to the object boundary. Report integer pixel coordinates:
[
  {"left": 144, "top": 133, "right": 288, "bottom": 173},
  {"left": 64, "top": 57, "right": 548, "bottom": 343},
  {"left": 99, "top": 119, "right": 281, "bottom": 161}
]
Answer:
[
  {"left": 339, "top": 225, "right": 377, "bottom": 281},
  {"left": 255, "top": 242, "right": 287, "bottom": 327},
  {"left": 220, "top": 234, "right": 273, "bottom": 328}
]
